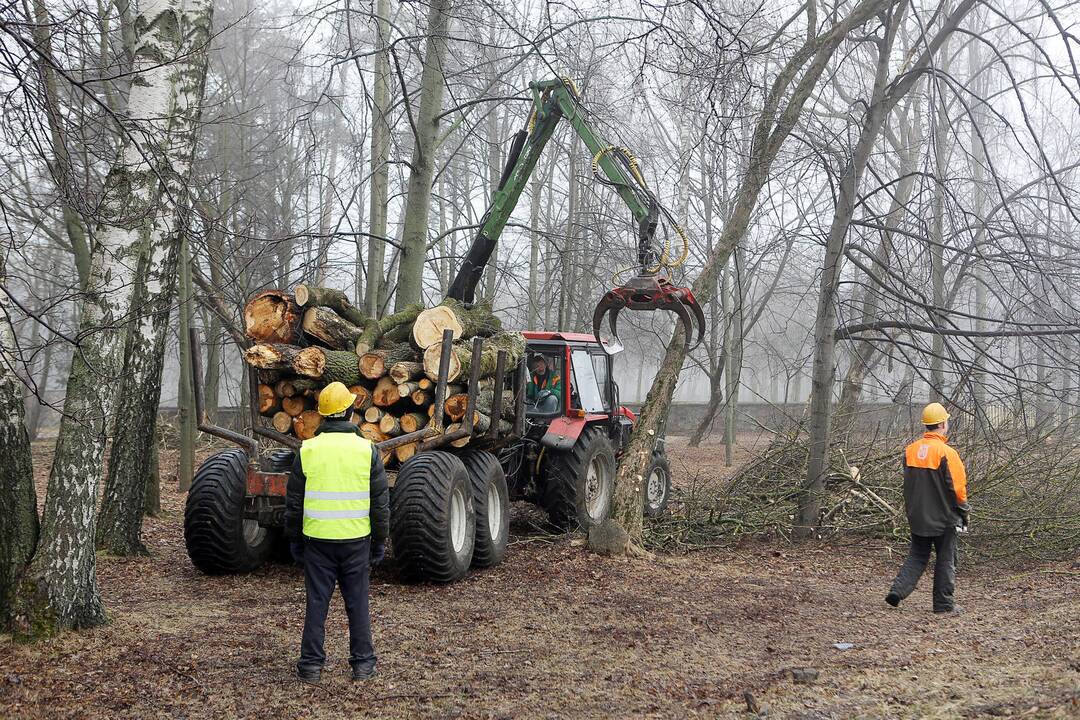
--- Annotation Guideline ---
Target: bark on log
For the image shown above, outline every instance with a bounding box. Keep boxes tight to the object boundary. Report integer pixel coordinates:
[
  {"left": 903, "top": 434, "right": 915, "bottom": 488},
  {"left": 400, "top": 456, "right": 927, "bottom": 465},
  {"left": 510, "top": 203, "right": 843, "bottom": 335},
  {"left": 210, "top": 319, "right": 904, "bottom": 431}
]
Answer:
[
  {"left": 258, "top": 369, "right": 282, "bottom": 385},
  {"left": 399, "top": 412, "right": 428, "bottom": 433},
  {"left": 274, "top": 379, "right": 297, "bottom": 398},
  {"left": 258, "top": 384, "right": 278, "bottom": 415},
  {"left": 244, "top": 290, "right": 302, "bottom": 344},
  {"left": 364, "top": 407, "right": 385, "bottom": 423},
  {"left": 445, "top": 423, "right": 470, "bottom": 447},
  {"left": 476, "top": 388, "right": 516, "bottom": 420},
  {"left": 321, "top": 350, "right": 363, "bottom": 385},
  {"left": 244, "top": 344, "right": 326, "bottom": 378},
  {"left": 282, "top": 396, "right": 307, "bottom": 417},
  {"left": 359, "top": 343, "right": 419, "bottom": 380},
  {"left": 359, "top": 423, "right": 390, "bottom": 443},
  {"left": 355, "top": 304, "right": 423, "bottom": 354},
  {"left": 294, "top": 285, "right": 367, "bottom": 327},
  {"left": 388, "top": 361, "right": 424, "bottom": 384},
  {"left": 302, "top": 306, "right": 363, "bottom": 350},
  {"left": 372, "top": 376, "right": 400, "bottom": 407},
  {"left": 378, "top": 414, "right": 401, "bottom": 436},
  {"left": 474, "top": 411, "right": 512, "bottom": 435},
  {"left": 289, "top": 377, "right": 322, "bottom": 396},
  {"left": 422, "top": 332, "right": 525, "bottom": 382},
  {"left": 271, "top": 411, "right": 293, "bottom": 433},
  {"left": 294, "top": 410, "right": 323, "bottom": 440},
  {"left": 410, "top": 389, "right": 433, "bottom": 406}
]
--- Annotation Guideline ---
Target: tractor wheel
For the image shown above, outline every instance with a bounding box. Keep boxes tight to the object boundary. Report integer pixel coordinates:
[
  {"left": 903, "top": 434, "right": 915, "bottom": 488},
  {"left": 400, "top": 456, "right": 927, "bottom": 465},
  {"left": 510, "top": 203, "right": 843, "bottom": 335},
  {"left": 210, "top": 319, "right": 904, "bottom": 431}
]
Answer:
[
  {"left": 643, "top": 453, "right": 672, "bottom": 517},
  {"left": 184, "top": 448, "right": 275, "bottom": 574},
  {"left": 541, "top": 427, "right": 616, "bottom": 532},
  {"left": 459, "top": 450, "right": 509, "bottom": 568},
  {"left": 390, "top": 451, "right": 475, "bottom": 583}
]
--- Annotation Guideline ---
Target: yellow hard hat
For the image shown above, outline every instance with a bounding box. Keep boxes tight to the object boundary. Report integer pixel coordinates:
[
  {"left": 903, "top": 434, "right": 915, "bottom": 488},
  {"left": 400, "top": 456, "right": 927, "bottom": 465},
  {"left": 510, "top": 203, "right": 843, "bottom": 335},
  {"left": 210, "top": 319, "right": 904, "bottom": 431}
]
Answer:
[
  {"left": 318, "top": 382, "right": 356, "bottom": 416},
  {"left": 922, "top": 402, "right": 949, "bottom": 425}
]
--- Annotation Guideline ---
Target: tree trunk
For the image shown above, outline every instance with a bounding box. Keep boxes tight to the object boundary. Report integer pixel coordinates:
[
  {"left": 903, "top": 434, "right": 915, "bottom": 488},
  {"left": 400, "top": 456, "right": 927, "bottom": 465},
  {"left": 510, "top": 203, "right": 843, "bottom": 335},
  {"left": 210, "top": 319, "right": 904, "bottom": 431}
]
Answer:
[
  {"left": 0, "top": 254, "right": 38, "bottom": 627},
  {"left": 144, "top": 439, "right": 161, "bottom": 517},
  {"left": 365, "top": 0, "right": 391, "bottom": 317},
  {"left": 97, "top": 0, "right": 214, "bottom": 556},
  {"left": 394, "top": 0, "right": 451, "bottom": 310},
  {"left": 176, "top": 231, "right": 196, "bottom": 492},
  {"left": 610, "top": 0, "right": 897, "bottom": 549},
  {"left": 12, "top": 0, "right": 194, "bottom": 635},
  {"left": 797, "top": 4, "right": 908, "bottom": 540}
]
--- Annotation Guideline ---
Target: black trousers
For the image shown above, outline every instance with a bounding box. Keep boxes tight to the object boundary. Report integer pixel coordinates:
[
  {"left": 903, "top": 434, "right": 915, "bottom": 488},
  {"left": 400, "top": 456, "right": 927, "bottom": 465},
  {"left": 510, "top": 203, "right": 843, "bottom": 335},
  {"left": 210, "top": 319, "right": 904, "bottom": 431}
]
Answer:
[
  {"left": 889, "top": 529, "right": 957, "bottom": 611},
  {"left": 298, "top": 537, "right": 376, "bottom": 672}
]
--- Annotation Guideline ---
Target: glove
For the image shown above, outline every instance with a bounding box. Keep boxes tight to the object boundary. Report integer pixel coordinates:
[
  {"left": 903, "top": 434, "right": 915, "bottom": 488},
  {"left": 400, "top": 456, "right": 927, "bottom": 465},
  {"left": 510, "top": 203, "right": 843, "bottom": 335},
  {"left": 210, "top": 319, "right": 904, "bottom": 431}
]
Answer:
[
  {"left": 958, "top": 508, "right": 970, "bottom": 530},
  {"left": 290, "top": 541, "right": 306, "bottom": 564},
  {"left": 370, "top": 543, "right": 386, "bottom": 566}
]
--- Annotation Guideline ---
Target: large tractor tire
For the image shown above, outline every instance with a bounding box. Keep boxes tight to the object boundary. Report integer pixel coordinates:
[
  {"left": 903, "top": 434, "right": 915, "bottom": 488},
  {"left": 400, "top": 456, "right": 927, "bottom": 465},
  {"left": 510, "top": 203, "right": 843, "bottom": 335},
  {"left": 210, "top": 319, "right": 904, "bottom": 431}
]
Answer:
[
  {"left": 184, "top": 448, "right": 276, "bottom": 574},
  {"left": 264, "top": 450, "right": 298, "bottom": 563},
  {"left": 459, "top": 450, "right": 509, "bottom": 568},
  {"left": 643, "top": 453, "right": 673, "bottom": 517},
  {"left": 541, "top": 427, "right": 616, "bottom": 532},
  {"left": 390, "top": 451, "right": 475, "bottom": 583}
]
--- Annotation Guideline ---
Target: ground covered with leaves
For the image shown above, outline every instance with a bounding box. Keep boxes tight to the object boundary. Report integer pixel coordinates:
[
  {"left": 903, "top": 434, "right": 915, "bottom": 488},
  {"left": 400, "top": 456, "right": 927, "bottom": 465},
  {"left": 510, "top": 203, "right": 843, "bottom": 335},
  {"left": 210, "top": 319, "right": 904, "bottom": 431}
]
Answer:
[{"left": 1, "top": 438, "right": 1077, "bottom": 719}]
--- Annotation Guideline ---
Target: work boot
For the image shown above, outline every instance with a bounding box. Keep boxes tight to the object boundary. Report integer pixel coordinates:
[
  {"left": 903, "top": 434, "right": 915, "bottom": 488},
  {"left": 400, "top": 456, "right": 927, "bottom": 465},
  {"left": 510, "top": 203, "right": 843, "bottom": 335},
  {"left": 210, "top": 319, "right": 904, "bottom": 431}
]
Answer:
[
  {"left": 885, "top": 592, "right": 901, "bottom": 607},
  {"left": 933, "top": 605, "right": 962, "bottom": 616},
  {"left": 351, "top": 663, "right": 376, "bottom": 681},
  {"left": 297, "top": 666, "right": 322, "bottom": 684}
]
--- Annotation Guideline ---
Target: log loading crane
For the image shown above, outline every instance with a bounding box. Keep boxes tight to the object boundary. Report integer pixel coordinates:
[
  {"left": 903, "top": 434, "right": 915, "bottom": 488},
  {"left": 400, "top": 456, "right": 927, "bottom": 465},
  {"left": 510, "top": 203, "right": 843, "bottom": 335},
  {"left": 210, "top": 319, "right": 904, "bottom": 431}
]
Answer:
[{"left": 446, "top": 77, "right": 705, "bottom": 353}]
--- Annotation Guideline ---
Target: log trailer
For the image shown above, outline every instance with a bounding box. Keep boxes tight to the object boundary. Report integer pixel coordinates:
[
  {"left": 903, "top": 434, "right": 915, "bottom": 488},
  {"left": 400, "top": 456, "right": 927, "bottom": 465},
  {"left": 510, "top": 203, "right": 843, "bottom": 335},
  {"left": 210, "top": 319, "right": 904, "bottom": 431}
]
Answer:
[{"left": 183, "top": 78, "right": 688, "bottom": 583}]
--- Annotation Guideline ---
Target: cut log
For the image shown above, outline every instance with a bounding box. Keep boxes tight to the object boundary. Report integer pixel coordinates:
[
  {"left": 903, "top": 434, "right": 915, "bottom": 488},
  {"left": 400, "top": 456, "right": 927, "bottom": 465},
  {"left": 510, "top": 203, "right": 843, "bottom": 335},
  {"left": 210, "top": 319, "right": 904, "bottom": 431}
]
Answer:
[
  {"left": 244, "top": 344, "right": 326, "bottom": 378},
  {"left": 442, "top": 298, "right": 503, "bottom": 338},
  {"left": 359, "top": 423, "right": 390, "bottom": 443},
  {"left": 294, "top": 410, "right": 323, "bottom": 441},
  {"left": 359, "top": 343, "right": 419, "bottom": 380},
  {"left": 355, "top": 305, "right": 423, "bottom": 354},
  {"left": 289, "top": 377, "right": 322, "bottom": 396},
  {"left": 257, "top": 369, "right": 281, "bottom": 385},
  {"left": 394, "top": 442, "right": 418, "bottom": 463},
  {"left": 444, "top": 393, "right": 469, "bottom": 421},
  {"left": 302, "top": 306, "right": 363, "bottom": 350},
  {"left": 282, "top": 395, "right": 307, "bottom": 417},
  {"left": 321, "top": 350, "right": 363, "bottom": 385},
  {"left": 411, "top": 305, "right": 464, "bottom": 349},
  {"left": 244, "top": 290, "right": 302, "bottom": 344},
  {"left": 364, "top": 407, "right": 385, "bottom": 424},
  {"left": 388, "top": 361, "right": 424, "bottom": 384},
  {"left": 274, "top": 379, "right": 297, "bottom": 398},
  {"left": 271, "top": 411, "right": 293, "bottom": 433},
  {"left": 350, "top": 385, "right": 372, "bottom": 411},
  {"left": 397, "top": 380, "right": 422, "bottom": 398},
  {"left": 475, "top": 388, "right": 517, "bottom": 420},
  {"left": 445, "top": 423, "right": 471, "bottom": 448},
  {"left": 294, "top": 285, "right": 368, "bottom": 327},
  {"left": 258, "top": 384, "right": 278, "bottom": 415},
  {"left": 373, "top": 376, "right": 400, "bottom": 408},
  {"left": 399, "top": 412, "right": 428, "bottom": 434},
  {"left": 422, "top": 332, "right": 525, "bottom": 383},
  {"left": 473, "top": 411, "right": 512, "bottom": 435},
  {"left": 379, "top": 414, "right": 401, "bottom": 436},
  {"left": 410, "top": 389, "right": 433, "bottom": 406}
]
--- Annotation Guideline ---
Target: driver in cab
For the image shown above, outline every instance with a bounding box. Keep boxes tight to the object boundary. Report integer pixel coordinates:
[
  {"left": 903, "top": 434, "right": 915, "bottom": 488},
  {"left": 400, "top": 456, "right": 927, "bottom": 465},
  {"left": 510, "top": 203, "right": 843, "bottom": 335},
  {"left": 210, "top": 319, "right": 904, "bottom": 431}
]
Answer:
[{"left": 526, "top": 354, "right": 562, "bottom": 410}]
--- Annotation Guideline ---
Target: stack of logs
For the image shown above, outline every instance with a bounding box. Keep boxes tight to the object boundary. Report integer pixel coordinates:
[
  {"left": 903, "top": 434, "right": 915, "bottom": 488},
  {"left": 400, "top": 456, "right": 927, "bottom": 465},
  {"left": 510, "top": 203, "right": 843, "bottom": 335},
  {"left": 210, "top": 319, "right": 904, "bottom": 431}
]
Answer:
[{"left": 242, "top": 285, "right": 523, "bottom": 467}]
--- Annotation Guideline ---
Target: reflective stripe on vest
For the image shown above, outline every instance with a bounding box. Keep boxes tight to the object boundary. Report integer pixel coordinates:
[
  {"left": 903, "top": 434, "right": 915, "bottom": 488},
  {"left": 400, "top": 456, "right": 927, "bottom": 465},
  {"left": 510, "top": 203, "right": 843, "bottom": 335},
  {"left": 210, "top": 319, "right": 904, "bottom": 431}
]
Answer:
[{"left": 300, "top": 432, "right": 373, "bottom": 540}]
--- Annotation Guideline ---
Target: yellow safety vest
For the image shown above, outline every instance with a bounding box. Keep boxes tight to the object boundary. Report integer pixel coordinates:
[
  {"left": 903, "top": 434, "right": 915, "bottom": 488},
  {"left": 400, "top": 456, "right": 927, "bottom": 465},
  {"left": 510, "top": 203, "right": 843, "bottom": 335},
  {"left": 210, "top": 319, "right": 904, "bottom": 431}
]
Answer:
[{"left": 299, "top": 432, "right": 373, "bottom": 540}]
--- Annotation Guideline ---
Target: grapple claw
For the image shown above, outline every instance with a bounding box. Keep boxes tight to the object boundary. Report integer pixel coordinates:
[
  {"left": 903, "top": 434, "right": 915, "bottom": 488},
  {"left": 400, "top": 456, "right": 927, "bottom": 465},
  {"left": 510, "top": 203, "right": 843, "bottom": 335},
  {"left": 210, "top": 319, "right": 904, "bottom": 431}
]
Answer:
[{"left": 591, "top": 272, "right": 705, "bottom": 355}]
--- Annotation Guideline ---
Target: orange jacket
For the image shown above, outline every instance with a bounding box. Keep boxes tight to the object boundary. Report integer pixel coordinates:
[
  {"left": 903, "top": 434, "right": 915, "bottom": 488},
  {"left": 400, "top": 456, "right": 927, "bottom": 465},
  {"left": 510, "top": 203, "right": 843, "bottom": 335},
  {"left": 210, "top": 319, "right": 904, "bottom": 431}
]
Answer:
[{"left": 902, "top": 432, "right": 969, "bottom": 536}]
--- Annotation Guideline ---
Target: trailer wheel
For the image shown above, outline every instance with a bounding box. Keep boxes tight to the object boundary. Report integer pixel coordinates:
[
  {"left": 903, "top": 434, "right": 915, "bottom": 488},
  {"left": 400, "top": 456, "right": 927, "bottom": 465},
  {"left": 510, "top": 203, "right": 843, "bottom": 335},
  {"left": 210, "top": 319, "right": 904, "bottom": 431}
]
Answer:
[
  {"left": 643, "top": 453, "right": 672, "bottom": 517},
  {"left": 263, "top": 450, "right": 297, "bottom": 563},
  {"left": 542, "top": 428, "right": 616, "bottom": 532},
  {"left": 184, "top": 449, "right": 275, "bottom": 574},
  {"left": 459, "top": 450, "right": 509, "bottom": 568},
  {"left": 390, "top": 451, "right": 475, "bottom": 583}
]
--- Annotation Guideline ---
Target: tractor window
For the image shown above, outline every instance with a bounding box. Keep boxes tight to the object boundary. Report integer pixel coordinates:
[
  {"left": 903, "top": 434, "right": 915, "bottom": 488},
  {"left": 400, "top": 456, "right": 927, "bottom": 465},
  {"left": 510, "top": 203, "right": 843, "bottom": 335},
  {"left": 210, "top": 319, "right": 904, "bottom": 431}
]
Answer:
[
  {"left": 571, "top": 350, "right": 605, "bottom": 413},
  {"left": 590, "top": 353, "right": 611, "bottom": 410},
  {"left": 525, "top": 352, "right": 563, "bottom": 416}
]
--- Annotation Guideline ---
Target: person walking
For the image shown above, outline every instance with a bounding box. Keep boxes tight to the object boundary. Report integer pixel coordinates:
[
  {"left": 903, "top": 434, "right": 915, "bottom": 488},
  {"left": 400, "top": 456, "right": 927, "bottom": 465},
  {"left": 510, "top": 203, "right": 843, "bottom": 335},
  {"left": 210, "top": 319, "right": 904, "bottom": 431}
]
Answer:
[
  {"left": 886, "top": 402, "right": 969, "bottom": 614},
  {"left": 284, "top": 381, "right": 390, "bottom": 683}
]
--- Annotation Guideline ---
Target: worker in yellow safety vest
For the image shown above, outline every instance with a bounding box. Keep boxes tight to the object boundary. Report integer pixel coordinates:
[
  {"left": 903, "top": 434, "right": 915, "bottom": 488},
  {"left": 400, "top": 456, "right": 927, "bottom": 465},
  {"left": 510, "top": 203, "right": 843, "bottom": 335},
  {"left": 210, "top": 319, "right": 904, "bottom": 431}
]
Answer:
[{"left": 284, "top": 381, "right": 390, "bottom": 683}]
